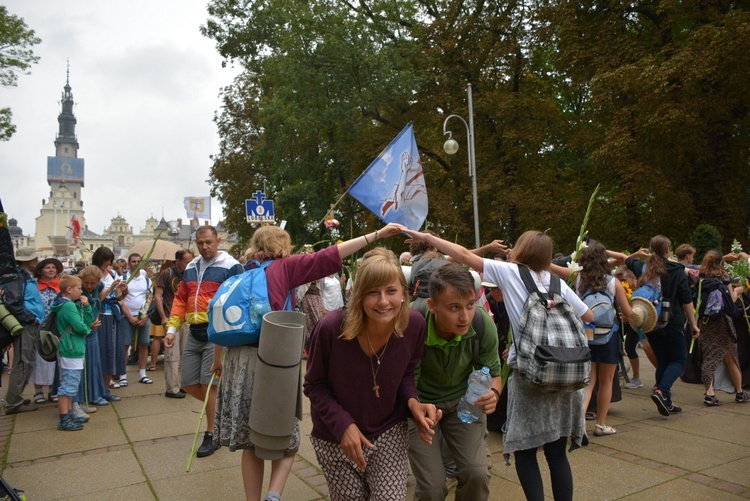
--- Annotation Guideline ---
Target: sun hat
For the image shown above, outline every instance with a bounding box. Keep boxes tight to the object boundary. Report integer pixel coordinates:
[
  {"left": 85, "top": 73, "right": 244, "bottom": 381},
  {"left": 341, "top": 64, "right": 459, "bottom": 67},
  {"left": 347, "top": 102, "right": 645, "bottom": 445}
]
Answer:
[
  {"left": 629, "top": 297, "right": 658, "bottom": 333},
  {"left": 38, "top": 328, "right": 60, "bottom": 362},
  {"left": 481, "top": 281, "right": 498, "bottom": 289},
  {"left": 35, "top": 258, "right": 64, "bottom": 277},
  {"left": 14, "top": 247, "right": 39, "bottom": 262}
]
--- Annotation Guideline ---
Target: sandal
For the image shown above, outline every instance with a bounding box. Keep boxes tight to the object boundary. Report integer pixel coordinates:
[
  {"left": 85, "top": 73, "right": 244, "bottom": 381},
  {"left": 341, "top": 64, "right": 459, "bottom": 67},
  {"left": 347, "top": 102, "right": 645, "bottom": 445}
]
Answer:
[
  {"left": 48, "top": 394, "right": 58, "bottom": 403},
  {"left": 138, "top": 376, "right": 153, "bottom": 384},
  {"left": 119, "top": 378, "right": 128, "bottom": 387},
  {"left": 736, "top": 391, "right": 750, "bottom": 403},
  {"left": 585, "top": 411, "right": 596, "bottom": 421},
  {"left": 109, "top": 380, "right": 120, "bottom": 389},
  {"left": 593, "top": 424, "right": 617, "bottom": 436},
  {"left": 34, "top": 392, "right": 45, "bottom": 404},
  {"left": 704, "top": 394, "right": 721, "bottom": 406},
  {"left": 146, "top": 366, "right": 156, "bottom": 371}
]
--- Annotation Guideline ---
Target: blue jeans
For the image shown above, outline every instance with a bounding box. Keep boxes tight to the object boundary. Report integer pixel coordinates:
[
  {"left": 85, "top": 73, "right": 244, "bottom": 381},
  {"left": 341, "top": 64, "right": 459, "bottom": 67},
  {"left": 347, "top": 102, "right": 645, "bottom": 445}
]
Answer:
[
  {"left": 646, "top": 324, "right": 686, "bottom": 406},
  {"left": 58, "top": 368, "right": 84, "bottom": 397}
]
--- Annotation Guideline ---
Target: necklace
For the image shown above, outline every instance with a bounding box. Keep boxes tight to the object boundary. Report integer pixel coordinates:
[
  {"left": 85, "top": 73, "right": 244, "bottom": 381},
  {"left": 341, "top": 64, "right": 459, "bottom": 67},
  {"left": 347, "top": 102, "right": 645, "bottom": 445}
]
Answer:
[{"left": 365, "top": 328, "right": 391, "bottom": 398}]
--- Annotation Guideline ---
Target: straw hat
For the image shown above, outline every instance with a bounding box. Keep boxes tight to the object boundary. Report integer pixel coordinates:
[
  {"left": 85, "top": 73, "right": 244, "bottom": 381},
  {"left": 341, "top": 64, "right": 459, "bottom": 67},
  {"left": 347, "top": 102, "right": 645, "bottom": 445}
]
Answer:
[
  {"left": 14, "top": 247, "right": 39, "bottom": 262},
  {"left": 629, "top": 297, "right": 658, "bottom": 333}
]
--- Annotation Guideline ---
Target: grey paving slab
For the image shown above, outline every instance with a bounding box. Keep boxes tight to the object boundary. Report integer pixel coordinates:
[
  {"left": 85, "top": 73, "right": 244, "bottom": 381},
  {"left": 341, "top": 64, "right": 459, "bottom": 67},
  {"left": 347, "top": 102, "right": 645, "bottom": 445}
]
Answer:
[
  {"left": 59, "top": 483, "right": 155, "bottom": 501},
  {"left": 586, "top": 423, "right": 750, "bottom": 472},
  {"left": 657, "top": 409, "right": 750, "bottom": 447},
  {"left": 2, "top": 449, "right": 143, "bottom": 500},
  {"left": 618, "top": 477, "right": 745, "bottom": 500},
  {"left": 122, "top": 408, "right": 206, "bottom": 443},
  {"left": 8, "top": 414, "right": 129, "bottom": 463},
  {"left": 115, "top": 392, "right": 199, "bottom": 419},
  {"left": 701, "top": 456, "right": 750, "bottom": 488},
  {"left": 134, "top": 434, "right": 241, "bottom": 481}
]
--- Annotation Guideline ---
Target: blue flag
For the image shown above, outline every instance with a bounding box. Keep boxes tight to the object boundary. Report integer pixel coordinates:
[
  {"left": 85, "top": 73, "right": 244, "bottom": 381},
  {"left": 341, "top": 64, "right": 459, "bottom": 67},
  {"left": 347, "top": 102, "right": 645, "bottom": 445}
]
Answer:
[{"left": 349, "top": 123, "right": 428, "bottom": 230}]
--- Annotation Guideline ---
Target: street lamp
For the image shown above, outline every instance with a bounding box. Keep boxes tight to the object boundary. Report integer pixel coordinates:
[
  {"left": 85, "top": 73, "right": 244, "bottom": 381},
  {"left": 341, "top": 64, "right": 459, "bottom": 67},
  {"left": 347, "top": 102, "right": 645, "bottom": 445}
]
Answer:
[{"left": 442, "top": 83, "right": 480, "bottom": 249}]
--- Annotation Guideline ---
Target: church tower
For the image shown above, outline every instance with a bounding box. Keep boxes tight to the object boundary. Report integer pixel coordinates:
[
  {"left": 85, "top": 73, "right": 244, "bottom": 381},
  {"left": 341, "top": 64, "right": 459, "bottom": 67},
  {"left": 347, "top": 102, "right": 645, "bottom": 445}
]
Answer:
[{"left": 33, "top": 64, "right": 87, "bottom": 255}]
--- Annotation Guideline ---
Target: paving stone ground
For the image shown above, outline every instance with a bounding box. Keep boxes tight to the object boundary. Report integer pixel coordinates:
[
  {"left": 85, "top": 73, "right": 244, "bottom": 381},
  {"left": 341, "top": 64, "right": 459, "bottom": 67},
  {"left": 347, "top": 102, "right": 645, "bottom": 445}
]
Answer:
[{"left": 1, "top": 349, "right": 749, "bottom": 500}]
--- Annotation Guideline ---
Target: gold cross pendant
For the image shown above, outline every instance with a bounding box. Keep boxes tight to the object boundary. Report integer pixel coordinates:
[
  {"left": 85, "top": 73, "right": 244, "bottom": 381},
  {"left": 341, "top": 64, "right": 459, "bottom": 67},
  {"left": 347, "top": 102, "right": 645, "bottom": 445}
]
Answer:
[{"left": 373, "top": 385, "right": 380, "bottom": 398}]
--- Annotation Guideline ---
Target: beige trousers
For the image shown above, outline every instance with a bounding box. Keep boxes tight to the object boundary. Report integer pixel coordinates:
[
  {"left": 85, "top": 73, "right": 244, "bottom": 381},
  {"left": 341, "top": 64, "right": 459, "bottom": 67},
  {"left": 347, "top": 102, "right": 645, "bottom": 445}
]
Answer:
[{"left": 164, "top": 323, "right": 188, "bottom": 394}]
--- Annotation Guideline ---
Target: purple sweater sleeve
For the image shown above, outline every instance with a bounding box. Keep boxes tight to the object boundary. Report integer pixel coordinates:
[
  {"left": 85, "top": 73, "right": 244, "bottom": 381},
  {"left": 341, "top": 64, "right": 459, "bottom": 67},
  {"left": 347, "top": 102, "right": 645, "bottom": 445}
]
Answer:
[{"left": 265, "top": 246, "right": 343, "bottom": 310}]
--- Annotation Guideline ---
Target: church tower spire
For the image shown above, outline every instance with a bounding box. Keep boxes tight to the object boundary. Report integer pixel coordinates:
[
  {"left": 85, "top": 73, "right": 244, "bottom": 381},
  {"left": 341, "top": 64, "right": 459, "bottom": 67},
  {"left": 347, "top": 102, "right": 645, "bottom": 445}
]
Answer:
[{"left": 54, "top": 59, "right": 79, "bottom": 157}]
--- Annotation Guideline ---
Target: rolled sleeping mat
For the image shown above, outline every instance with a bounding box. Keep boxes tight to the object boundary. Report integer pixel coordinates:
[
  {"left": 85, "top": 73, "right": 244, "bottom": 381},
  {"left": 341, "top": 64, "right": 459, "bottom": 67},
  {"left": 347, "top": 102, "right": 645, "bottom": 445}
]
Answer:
[{"left": 248, "top": 310, "right": 306, "bottom": 460}]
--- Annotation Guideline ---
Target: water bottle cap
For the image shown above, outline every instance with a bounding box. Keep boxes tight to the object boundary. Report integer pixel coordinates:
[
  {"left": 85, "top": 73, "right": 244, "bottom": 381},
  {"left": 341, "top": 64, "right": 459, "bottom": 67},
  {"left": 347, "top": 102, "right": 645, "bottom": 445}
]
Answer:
[{"left": 481, "top": 366, "right": 490, "bottom": 374}]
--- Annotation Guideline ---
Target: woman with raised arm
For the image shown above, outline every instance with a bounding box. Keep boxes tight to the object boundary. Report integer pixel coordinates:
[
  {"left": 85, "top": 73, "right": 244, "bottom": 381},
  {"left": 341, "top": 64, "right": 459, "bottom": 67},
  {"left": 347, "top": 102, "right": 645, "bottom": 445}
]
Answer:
[
  {"left": 401, "top": 227, "right": 593, "bottom": 501},
  {"left": 213, "top": 223, "right": 408, "bottom": 501}
]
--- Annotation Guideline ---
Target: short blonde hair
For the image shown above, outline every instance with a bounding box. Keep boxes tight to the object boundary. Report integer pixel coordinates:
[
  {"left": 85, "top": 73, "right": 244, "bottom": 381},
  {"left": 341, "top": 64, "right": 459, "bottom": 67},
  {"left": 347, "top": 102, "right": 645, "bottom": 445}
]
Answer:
[
  {"left": 59, "top": 274, "right": 81, "bottom": 294},
  {"left": 246, "top": 226, "right": 292, "bottom": 261},
  {"left": 341, "top": 248, "right": 410, "bottom": 341},
  {"left": 78, "top": 265, "right": 101, "bottom": 281}
]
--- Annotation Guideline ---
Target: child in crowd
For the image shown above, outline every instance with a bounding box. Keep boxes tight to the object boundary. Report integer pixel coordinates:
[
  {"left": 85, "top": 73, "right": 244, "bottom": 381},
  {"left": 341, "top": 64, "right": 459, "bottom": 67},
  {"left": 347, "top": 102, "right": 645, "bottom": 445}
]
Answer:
[{"left": 52, "top": 275, "right": 94, "bottom": 431}]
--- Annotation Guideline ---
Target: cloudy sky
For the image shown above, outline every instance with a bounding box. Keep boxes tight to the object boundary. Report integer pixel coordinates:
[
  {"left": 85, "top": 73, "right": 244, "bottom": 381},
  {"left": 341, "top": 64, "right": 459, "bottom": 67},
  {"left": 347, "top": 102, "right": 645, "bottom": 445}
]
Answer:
[{"left": 0, "top": 1, "right": 239, "bottom": 236}]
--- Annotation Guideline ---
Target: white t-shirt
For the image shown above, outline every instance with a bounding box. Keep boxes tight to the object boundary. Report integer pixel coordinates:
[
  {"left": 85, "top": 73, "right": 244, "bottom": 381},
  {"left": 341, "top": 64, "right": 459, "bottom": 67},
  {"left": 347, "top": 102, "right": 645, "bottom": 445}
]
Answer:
[
  {"left": 483, "top": 259, "right": 590, "bottom": 364},
  {"left": 321, "top": 275, "right": 344, "bottom": 311},
  {"left": 122, "top": 269, "right": 151, "bottom": 315}
]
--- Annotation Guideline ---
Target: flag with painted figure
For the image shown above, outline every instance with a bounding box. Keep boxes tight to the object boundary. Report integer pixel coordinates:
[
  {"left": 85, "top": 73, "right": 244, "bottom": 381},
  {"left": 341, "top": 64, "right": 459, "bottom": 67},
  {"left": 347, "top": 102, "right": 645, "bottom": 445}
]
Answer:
[
  {"left": 348, "top": 123, "right": 428, "bottom": 230},
  {"left": 184, "top": 196, "right": 211, "bottom": 220},
  {"left": 66, "top": 214, "right": 81, "bottom": 245}
]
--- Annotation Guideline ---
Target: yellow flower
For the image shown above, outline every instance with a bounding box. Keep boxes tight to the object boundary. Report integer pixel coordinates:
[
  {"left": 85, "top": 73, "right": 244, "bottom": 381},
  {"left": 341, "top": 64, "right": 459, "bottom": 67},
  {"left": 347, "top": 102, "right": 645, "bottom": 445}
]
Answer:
[{"left": 621, "top": 281, "right": 633, "bottom": 300}]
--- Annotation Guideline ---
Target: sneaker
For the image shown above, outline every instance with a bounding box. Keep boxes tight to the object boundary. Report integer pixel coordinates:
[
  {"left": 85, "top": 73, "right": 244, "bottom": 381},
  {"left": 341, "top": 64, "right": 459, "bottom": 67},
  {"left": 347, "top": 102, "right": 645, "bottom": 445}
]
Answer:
[
  {"left": 102, "top": 393, "right": 121, "bottom": 402},
  {"left": 704, "top": 394, "right": 721, "bottom": 406},
  {"left": 58, "top": 415, "right": 84, "bottom": 431},
  {"left": 165, "top": 390, "right": 186, "bottom": 399},
  {"left": 5, "top": 401, "right": 38, "bottom": 415},
  {"left": 72, "top": 403, "right": 90, "bottom": 420},
  {"left": 625, "top": 378, "right": 644, "bottom": 389},
  {"left": 79, "top": 404, "right": 97, "bottom": 414},
  {"left": 196, "top": 431, "right": 219, "bottom": 458},
  {"left": 666, "top": 404, "right": 682, "bottom": 414},
  {"left": 651, "top": 389, "right": 671, "bottom": 416},
  {"left": 735, "top": 391, "right": 750, "bottom": 403}
]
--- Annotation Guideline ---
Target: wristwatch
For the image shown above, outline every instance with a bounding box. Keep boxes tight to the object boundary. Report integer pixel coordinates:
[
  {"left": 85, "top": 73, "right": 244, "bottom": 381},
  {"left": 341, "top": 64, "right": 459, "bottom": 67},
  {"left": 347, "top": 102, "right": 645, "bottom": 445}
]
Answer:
[{"left": 490, "top": 388, "right": 501, "bottom": 401}]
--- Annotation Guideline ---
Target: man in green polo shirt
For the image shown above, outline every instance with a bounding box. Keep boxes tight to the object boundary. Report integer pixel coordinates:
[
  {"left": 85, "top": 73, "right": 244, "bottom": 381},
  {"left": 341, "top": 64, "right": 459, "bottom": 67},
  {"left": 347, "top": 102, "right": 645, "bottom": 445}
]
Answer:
[{"left": 409, "top": 263, "right": 502, "bottom": 501}]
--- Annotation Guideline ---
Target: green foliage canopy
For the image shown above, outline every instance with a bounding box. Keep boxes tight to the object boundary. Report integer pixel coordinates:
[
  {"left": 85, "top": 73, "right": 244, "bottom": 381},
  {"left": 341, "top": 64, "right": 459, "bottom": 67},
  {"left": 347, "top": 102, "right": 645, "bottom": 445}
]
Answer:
[
  {"left": 202, "top": 0, "right": 750, "bottom": 254},
  {"left": 0, "top": 6, "right": 41, "bottom": 141}
]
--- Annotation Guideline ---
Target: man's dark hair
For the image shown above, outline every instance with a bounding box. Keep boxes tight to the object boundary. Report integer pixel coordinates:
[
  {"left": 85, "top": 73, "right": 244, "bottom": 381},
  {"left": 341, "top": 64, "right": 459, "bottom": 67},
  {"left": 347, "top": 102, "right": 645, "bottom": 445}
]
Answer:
[
  {"left": 175, "top": 249, "right": 192, "bottom": 261},
  {"left": 128, "top": 253, "right": 141, "bottom": 262},
  {"left": 428, "top": 263, "right": 475, "bottom": 300},
  {"left": 195, "top": 225, "right": 217, "bottom": 238}
]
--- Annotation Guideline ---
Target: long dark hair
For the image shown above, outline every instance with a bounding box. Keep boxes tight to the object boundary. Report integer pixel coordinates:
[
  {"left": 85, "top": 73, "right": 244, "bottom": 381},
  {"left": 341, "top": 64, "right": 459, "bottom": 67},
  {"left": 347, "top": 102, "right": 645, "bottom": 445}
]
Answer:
[
  {"left": 639, "top": 235, "right": 670, "bottom": 286},
  {"left": 577, "top": 240, "right": 611, "bottom": 294}
]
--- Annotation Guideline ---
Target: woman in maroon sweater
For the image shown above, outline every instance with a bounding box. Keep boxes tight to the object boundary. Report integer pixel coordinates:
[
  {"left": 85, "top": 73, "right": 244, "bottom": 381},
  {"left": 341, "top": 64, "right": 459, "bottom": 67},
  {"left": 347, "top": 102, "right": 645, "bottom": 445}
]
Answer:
[
  {"left": 214, "top": 224, "right": 406, "bottom": 501},
  {"left": 304, "top": 248, "right": 441, "bottom": 500}
]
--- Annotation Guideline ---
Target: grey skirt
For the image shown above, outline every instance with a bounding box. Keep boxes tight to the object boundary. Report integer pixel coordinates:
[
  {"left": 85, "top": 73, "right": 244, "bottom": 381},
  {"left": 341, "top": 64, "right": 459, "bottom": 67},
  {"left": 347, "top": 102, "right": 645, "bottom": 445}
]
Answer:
[
  {"left": 503, "top": 372, "right": 584, "bottom": 455},
  {"left": 214, "top": 345, "right": 300, "bottom": 455}
]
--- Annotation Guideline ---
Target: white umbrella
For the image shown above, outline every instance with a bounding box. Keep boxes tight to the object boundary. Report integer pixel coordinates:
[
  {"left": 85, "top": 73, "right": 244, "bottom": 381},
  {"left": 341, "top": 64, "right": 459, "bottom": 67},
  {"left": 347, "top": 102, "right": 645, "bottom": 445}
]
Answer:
[{"left": 125, "top": 239, "right": 184, "bottom": 261}]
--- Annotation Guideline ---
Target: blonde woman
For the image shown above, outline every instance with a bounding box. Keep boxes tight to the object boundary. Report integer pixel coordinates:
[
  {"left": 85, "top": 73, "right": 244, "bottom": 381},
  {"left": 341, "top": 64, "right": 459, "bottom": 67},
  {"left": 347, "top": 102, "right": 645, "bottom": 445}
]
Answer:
[
  {"left": 304, "top": 248, "right": 439, "bottom": 500},
  {"left": 213, "top": 223, "right": 406, "bottom": 501}
]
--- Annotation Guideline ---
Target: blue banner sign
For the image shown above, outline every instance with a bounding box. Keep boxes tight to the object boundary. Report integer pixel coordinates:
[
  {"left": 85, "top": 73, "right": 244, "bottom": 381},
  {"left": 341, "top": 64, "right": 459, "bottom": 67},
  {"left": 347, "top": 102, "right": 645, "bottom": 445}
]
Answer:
[{"left": 245, "top": 191, "right": 275, "bottom": 223}]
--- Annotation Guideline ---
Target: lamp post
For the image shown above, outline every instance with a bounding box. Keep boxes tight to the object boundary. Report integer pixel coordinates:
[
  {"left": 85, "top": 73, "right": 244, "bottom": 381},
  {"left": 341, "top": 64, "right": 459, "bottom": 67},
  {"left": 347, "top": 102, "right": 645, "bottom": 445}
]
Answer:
[{"left": 442, "top": 83, "right": 480, "bottom": 249}]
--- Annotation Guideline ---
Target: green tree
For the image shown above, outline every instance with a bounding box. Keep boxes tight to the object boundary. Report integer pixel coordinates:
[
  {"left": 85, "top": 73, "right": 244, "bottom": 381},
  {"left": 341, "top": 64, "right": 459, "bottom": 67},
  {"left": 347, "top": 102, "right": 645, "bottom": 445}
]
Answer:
[
  {"left": 202, "top": 0, "right": 750, "bottom": 253},
  {"left": 0, "top": 6, "right": 41, "bottom": 141}
]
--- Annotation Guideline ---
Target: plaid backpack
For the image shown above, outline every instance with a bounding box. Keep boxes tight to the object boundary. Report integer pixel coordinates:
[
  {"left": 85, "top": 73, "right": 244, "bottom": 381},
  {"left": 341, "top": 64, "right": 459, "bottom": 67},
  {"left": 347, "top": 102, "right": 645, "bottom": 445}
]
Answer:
[{"left": 514, "top": 265, "right": 591, "bottom": 392}]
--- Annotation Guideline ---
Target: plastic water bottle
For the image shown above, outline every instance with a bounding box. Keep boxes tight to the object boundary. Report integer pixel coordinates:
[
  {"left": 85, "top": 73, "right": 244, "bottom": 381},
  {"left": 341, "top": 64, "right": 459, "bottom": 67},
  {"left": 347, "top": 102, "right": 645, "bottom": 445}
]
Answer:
[{"left": 457, "top": 366, "right": 492, "bottom": 423}]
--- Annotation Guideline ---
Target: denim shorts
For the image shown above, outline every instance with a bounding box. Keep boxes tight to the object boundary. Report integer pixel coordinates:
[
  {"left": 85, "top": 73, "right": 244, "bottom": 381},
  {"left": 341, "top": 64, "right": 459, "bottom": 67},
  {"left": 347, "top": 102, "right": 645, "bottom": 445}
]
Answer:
[
  {"left": 121, "top": 319, "right": 151, "bottom": 345},
  {"left": 58, "top": 368, "right": 84, "bottom": 396}
]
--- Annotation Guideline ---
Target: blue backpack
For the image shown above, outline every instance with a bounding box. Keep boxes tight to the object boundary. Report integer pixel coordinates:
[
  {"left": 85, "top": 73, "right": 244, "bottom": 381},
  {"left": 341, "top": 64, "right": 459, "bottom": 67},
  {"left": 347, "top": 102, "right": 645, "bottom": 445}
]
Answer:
[
  {"left": 580, "top": 276, "right": 618, "bottom": 346},
  {"left": 631, "top": 278, "right": 670, "bottom": 331},
  {"left": 208, "top": 260, "right": 291, "bottom": 347}
]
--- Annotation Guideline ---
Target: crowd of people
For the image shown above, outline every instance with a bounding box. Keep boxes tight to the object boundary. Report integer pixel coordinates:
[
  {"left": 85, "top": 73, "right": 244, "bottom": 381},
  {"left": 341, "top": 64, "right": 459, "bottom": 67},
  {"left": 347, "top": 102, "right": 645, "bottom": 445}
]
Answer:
[{"left": 2, "top": 224, "right": 749, "bottom": 500}]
